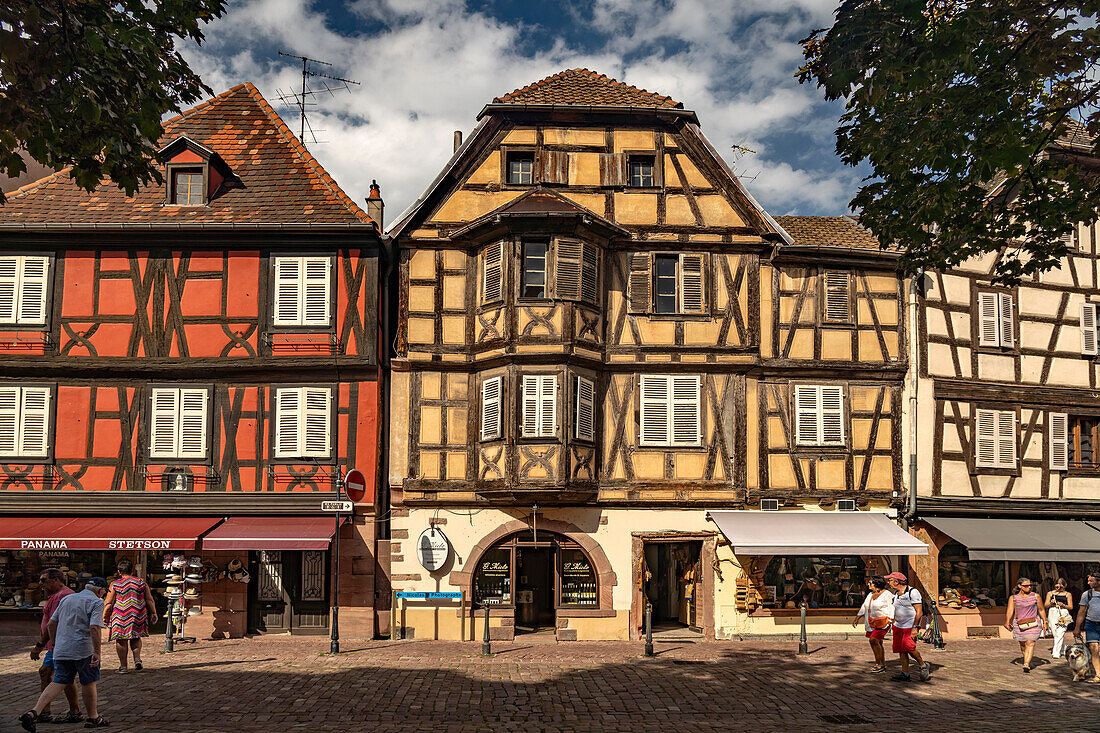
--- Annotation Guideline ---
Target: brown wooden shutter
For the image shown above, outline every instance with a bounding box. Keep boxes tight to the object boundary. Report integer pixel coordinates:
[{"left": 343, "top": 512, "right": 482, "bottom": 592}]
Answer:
[
  {"left": 628, "top": 252, "right": 651, "bottom": 313},
  {"left": 600, "top": 153, "right": 627, "bottom": 186},
  {"left": 540, "top": 150, "right": 569, "bottom": 185},
  {"left": 555, "top": 239, "right": 583, "bottom": 300},
  {"left": 823, "top": 270, "right": 850, "bottom": 322},
  {"left": 679, "top": 254, "right": 706, "bottom": 314}
]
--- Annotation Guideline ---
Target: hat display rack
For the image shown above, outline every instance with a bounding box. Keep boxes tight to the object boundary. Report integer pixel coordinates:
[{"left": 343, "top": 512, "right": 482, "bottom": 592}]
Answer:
[{"left": 161, "top": 554, "right": 205, "bottom": 651}]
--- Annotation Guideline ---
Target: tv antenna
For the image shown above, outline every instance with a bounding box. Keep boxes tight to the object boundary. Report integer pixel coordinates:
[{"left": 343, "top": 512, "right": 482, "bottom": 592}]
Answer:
[{"left": 275, "top": 51, "right": 360, "bottom": 144}]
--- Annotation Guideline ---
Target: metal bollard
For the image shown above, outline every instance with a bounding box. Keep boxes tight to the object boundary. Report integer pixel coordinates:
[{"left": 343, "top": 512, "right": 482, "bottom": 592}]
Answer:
[
  {"left": 930, "top": 600, "right": 947, "bottom": 650},
  {"left": 481, "top": 605, "right": 492, "bottom": 656},
  {"left": 798, "top": 602, "right": 808, "bottom": 654},
  {"left": 164, "top": 609, "right": 174, "bottom": 653},
  {"left": 644, "top": 602, "right": 654, "bottom": 657}
]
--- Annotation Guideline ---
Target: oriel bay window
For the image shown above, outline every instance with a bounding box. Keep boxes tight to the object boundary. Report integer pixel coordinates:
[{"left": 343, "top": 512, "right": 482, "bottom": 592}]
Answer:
[
  {"left": 472, "top": 532, "right": 598, "bottom": 610},
  {"left": 522, "top": 241, "right": 547, "bottom": 298},
  {"left": 512, "top": 239, "right": 599, "bottom": 304}
]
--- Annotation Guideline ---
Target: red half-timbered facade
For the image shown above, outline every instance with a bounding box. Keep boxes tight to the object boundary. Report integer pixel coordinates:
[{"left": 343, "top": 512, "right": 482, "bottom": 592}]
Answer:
[{"left": 0, "top": 84, "right": 386, "bottom": 639}]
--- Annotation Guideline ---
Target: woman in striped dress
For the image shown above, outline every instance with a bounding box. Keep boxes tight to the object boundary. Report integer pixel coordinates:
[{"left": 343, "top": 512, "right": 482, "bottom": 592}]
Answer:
[{"left": 102, "top": 559, "right": 158, "bottom": 672}]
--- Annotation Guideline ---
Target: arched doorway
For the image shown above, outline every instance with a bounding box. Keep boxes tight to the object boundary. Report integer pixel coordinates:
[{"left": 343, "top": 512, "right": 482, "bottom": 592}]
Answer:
[{"left": 472, "top": 531, "right": 598, "bottom": 635}]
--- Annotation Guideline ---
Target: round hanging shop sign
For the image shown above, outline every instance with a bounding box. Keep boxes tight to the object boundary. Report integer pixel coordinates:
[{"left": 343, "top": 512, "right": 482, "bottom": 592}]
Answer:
[{"left": 417, "top": 527, "right": 450, "bottom": 572}]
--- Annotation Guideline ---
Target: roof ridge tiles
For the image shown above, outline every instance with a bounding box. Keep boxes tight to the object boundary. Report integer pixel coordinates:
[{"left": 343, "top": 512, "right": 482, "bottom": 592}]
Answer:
[{"left": 494, "top": 68, "right": 682, "bottom": 109}]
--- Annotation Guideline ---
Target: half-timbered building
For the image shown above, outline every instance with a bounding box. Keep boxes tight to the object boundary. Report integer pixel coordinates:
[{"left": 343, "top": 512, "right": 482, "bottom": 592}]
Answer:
[
  {"left": 910, "top": 123, "right": 1100, "bottom": 639},
  {"left": 387, "top": 69, "right": 922, "bottom": 641},
  {"left": 0, "top": 84, "right": 386, "bottom": 639}
]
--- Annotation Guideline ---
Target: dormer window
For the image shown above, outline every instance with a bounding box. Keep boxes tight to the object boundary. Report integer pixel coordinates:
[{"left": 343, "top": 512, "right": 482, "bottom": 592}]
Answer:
[
  {"left": 506, "top": 152, "right": 535, "bottom": 185},
  {"left": 171, "top": 169, "right": 204, "bottom": 206}
]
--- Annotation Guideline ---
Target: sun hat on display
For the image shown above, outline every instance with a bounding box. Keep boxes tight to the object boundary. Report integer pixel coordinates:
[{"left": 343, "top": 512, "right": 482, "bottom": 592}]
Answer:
[
  {"left": 226, "top": 558, "right": 243, "bottom": 572},
  {"left": 183, "top": 588, "right": 201, "bottom": 600},
  {"left": 184, "top": 574, "right": 203, "bottom": 584},
  {"left": 187, "top": 555, "right": 203, "bottom": 569}
]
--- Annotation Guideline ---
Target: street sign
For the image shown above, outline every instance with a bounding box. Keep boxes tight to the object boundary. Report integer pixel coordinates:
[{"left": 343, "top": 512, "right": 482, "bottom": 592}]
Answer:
[
  {"left": 343, "top": 468, "right": 368, "bottom": 504},
  {"left": 396, "top": 592, "right": 463, "bottom": 600},
  {"left": 417, "top": 527, "right": 451, "bottom": 571},
  {"left": 321, "top": 500, "right": 353, "bottom": 512}
]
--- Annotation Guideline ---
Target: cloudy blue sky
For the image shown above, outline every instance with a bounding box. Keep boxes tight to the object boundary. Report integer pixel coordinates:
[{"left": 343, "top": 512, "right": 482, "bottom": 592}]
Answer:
[{"left": 181, "top": 0, "right": 862, "bottom": 228}]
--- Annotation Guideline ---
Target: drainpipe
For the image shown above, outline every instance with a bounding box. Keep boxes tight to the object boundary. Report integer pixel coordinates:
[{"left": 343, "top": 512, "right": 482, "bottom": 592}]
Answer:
[{"left": 904, "top": 269, "right": 924, "bottom": 529}]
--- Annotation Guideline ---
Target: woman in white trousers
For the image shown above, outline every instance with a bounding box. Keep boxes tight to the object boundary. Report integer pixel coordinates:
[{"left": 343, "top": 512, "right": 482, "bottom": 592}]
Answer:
[{"left": 1045, "top": 578, "right": 1075, "bottom": 658}]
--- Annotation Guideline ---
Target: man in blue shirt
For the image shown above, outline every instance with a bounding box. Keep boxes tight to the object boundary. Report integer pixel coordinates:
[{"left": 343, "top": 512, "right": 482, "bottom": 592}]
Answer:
[{"left": 19, "top": 577, "right": 109, "bottom": 731}]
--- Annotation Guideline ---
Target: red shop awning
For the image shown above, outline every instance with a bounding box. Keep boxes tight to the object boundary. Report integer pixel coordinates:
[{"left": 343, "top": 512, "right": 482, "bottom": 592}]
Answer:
[
  {"left": 200, "top": 516, "right": 341, "bottom": 550},
  {"left": 0, "top": 517, "right": 221, "bottom": 551}
]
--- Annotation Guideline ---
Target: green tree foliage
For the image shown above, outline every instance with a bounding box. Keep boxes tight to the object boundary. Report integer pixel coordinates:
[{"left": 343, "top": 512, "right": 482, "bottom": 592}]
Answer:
[
  {"left": 0, "top": 0, "right": 225, "bottom": 203},
  {"left": 799, "top": 1, "right": 1100, "bottom": 282}
]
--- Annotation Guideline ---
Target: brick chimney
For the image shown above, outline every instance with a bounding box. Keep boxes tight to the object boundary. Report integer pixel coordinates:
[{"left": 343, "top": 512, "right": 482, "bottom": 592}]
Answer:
[{"left": 365, "top": 180, "right": 383, "bottom": 230}]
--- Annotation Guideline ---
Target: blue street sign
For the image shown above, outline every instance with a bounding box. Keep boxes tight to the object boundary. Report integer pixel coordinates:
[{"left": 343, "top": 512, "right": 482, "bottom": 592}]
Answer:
[{"left": 395, "top": 591, "right": 463, "bottom": 600}]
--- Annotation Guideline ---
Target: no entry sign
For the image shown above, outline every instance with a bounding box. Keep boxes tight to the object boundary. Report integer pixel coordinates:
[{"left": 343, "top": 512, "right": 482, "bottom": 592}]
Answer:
[{"left": 343, "top": 468, "right": 369, "bottom": 504}]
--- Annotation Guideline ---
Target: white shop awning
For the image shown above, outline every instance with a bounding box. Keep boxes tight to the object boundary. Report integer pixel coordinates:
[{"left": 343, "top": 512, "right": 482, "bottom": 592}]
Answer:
[{"left": 707, "top": 510, "right": 928, "bottom": 556}]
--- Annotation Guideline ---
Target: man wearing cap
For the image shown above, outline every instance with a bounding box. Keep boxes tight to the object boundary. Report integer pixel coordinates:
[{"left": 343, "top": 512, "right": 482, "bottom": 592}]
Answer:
[
  {"left": 885, "top": 572, "right": 932, "bottom": 683},
  {"left": 19, "top": 578, "right": 109, "bottom": 731},
  {"left": 28, "top": 569, "right": 81, "bottom": 725}
]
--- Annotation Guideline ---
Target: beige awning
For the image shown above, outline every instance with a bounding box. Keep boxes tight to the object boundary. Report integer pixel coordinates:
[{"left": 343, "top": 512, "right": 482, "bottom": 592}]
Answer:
[
  {"left": 926, "top": 517, "right": 1100, "bottom": 562},
  {"left": 707, "top": 510, "right": 928, "bottom": 556}
]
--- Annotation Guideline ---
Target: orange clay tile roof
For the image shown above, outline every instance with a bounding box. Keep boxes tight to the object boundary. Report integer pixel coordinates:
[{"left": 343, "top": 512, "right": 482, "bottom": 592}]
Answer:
[
  {"left": 0, "top": 83, "right": 373, "bottom": 226},
  {"left": 1053, "top": 119, "right": 1097, "bottom": 151},
  {"left": 494, "top": 69, "right": 682, "bottom": 109},
  {"left": 775, "top": 215, "right": 889, "bottom": 251}
]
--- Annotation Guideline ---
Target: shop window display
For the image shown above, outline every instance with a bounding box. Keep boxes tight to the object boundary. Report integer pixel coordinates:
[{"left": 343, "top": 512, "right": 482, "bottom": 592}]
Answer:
[
  {"left": 474, "top": 548, "right": 511, "bottom": 604},
  {"left": 559, "top": 549, "right": 597, "bottom": 606},
  {"left": 762, "top": 556, "right": 868, "bottom": 609},
  {"left": 0, "top": 550, "right": 113, "bottom": 610},
  {"left": 938, "top": 542, "right": 1005, "bottom": 608}
]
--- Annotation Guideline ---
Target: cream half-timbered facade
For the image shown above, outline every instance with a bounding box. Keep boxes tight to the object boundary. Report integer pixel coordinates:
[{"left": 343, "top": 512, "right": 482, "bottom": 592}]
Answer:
[
  {"left": 387, "top": 70, "right": 911, "bottom": 641},
  {"left": 910, "top": 126, "right": 1100, "bottom": 639}
]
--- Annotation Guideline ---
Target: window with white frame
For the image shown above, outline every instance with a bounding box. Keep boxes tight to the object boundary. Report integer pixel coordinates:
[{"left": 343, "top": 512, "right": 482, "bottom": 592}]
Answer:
[
  {"left": 0, "top": 386, "right": 50, "bottom": 457},
  {"left": 574, "top": 376, "right": 595, "bottom": 441},
  {"left": 629, "top": 252, "right": 705, "bottom": 314},
  {"left": 273, "top": 256, "right": 331, "bottom": 327},
  {"left": 521, "top": 375, "right": 557, "bottom": 438},
  {"left": 274, "top": 387, "right": 332, "bottom": 458},
  {"left": 977, "top": 291, "right": 1014, "bottom": 348},
  {"left": 148, "top": 387, "right": 209, "bottom": 460},
  {"left": 0, "top": 256, "right": 49, "bottom": 326},
  {"left": 639, "top": 375, "right": 701, "bottom": 447},
  {"left": 974, "top": 408, "right": 1016, "bottom": 469},
  {"left": 794, "top": 385, "right": 846, "bottom": 447},
  {"left": 480, "top": 376, "right": 502, "bottom": 441},
  {"left": 1081, "top": 302, "right": 1098, "bottom": 356}
]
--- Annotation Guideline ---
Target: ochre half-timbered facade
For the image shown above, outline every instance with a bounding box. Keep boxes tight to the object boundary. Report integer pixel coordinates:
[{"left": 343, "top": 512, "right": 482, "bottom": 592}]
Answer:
[
  {"left": 388, "top": 70, "right": 918, "bottom": 641},
  {"left": 909, "top": 125, "right": 1100, "bottom": 640},
  {"left": 0, "top": 84, "right": 387, "bottom": 640}
]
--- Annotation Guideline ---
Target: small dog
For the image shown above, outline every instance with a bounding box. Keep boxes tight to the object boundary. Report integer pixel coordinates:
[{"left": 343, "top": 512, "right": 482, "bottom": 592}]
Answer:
[{"left": 1066, "top": 643, "right": 1093, "bottom": 682}]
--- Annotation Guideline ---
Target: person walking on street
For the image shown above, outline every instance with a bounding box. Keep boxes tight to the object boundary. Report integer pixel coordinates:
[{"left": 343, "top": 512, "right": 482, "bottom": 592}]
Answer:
[
  {"left": 1005, "top": 577, "right": 1047, "bottom": 672},
  {"left": 1073, "top": 571, "right": 1100, "bottom": 682},
  {"left": 102, "top": 558, "right": 157, "bottom": 672},
  {"left": 28, "top": 569, "right": 81, "bottom": 725},
  {"left": 852, "top": 576, "right": 894, "bottom": 673},
  {"left": 885, "top": 571, "right": 931, "bottom": 682},
  {"left": 1045, "top": 578, "right": 1075, "bottom": 658},
  {"left": 18, "top": 577, "right": 110, "bottom": 732}
]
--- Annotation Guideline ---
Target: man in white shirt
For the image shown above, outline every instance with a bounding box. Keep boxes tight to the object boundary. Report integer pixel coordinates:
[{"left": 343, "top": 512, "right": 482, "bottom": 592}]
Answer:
[{"left": 885, "top": 572, "right": 931, "bottom": 682}]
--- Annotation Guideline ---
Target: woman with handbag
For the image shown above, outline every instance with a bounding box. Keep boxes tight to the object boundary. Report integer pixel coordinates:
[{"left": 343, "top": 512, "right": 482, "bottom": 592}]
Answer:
[
  {"left": 852, "top": 576, "right": 894, "bottom": 673},
  {"left": 1045, "top": 578, "right": 1075, "bottom": 658},
  {"left": 1005, "top": 577, "right": 1047, "bottom": 672}
]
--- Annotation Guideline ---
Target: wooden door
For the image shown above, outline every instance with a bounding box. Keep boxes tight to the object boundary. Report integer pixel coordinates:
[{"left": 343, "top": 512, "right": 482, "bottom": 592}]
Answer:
[
  {"left": 290, "top": 550, "right": 329, "bottom": 634},
  {"left": 252, "top": 550, "right": 290, "bottom": 632}
]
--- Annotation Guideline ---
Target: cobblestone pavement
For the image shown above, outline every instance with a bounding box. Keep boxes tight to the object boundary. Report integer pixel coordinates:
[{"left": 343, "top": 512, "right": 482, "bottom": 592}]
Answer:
[{"left": 1, "top": 633, "right": 1098, "bottom": 732}]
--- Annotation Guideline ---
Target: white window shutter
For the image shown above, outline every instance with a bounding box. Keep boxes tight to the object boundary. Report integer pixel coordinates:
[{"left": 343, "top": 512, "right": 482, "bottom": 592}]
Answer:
[
  {"left": 481, "top": 377, "right": 502, "bottom": 441},
  {"left": 273, "top": 257, "right": 301, "bottom": 326},
  {"left": 999, "top": 292, "right": 1015, "bottom": 347},
  {"left": 302, "top": 257, "right": 331, "bottom": 326},
  {"left": 997, "top": 409, "right": 1017, "bottom": 468},
  {"left": 1049, "top": 412, "right": 1069, "bottom": 471},
  {"left": 575, "top": 376, "right": 595, "bottom": 441},
  {"left": 628, "top": 252, "right": 651, "bottom": 313},
  {"left": 794, "top": 386, "right": 821, "bottom": 446},
  {"left": 483, "top": 242, "right": 503, "bottom": 303},
  {"left": 541, "top": 376, "right": 557, "bottom": 437},
  {"left": 0, "top": 257, "right": 18, "bottom": 324},
  {"left": 978, "top": 292, "right": 999, "bottom": 347},
  {"left": 820, "top": 386, "right": 845, "bottom": 445},
  {"left": 178, "top": 389, "right": 208, "bottom": 459},
  {"left": 679, "top": 254, "right": 705, "bottom": 314},
  {"left": 824, "top": 270, "right": 850, "bottom": 322},
  {"left": 639, "top": 375, "right": 670, "bottom": 446},
  {"left": 975, "top": 409, "right": 997, "bottom": 467},
  {"left": 671, "top": 376, "right": 701, "bottom": 445},
  {"left": 275, "top": 388, "right": 300, "bottom": 458},
  {"left": 0, "top": 387, "right": 17, "bottom": 456},
  {"left": 18, "top": 387, "right": 49, "bottom": 457},
  {"left": 580, "top": 243, "right": 599, "bottom": 304},
  {"left": 149, "top": 389, "right": 180, "bottom": 459},
  {"left": 17, "top": 257, "right": 49, "bottom": 325},
  {"left": 555, "top": 239, "right": 583, "bottom": 300},
  {"left": 302, "top": 388, "right": 331, "bottom": 457},
  {"left": 1083, "top": 303, "right": 1098, "bottom": 356}
]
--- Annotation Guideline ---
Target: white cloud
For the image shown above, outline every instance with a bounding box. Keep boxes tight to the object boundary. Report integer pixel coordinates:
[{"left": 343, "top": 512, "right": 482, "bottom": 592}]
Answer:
[{"left": 181, "top": 0, "right": 858, "bottom": 223}]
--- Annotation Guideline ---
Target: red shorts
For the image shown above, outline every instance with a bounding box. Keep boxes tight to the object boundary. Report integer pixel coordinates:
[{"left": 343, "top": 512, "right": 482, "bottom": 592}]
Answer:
[
  {"left": 892, "top": 626, "right": 916, "bottom": 653},
  {"left": 866, "top": 627, "right": 889, "bottom": 640}
]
